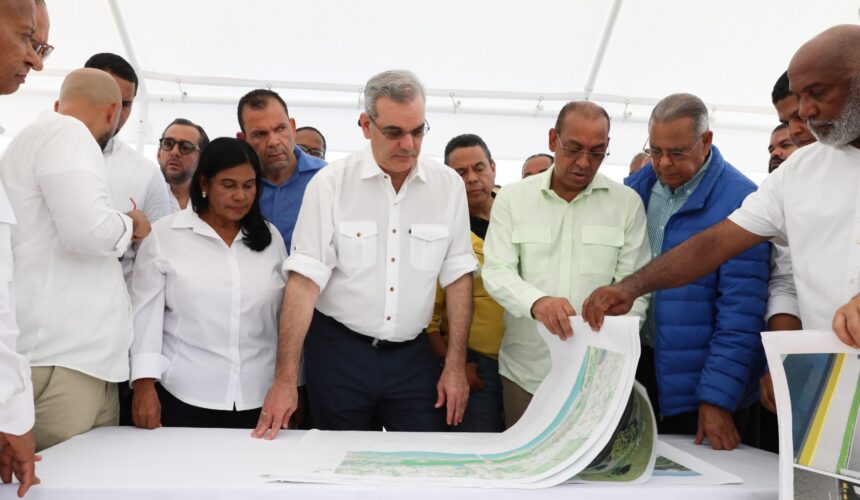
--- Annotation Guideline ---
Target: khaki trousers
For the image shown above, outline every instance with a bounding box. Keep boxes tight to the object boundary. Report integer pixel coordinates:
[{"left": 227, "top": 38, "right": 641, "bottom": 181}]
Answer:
[
  {"left": 31, "top": 366, "right": 118, "bottom": 452},
  {"left": 501, "top": 375, "right": 533, "bottom": 429}
]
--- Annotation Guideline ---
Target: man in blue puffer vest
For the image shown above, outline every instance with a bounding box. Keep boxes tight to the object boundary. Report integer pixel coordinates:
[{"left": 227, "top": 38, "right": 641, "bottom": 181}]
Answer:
[{"left": 625, "top": 93, "right": 770, "bottom": 451}]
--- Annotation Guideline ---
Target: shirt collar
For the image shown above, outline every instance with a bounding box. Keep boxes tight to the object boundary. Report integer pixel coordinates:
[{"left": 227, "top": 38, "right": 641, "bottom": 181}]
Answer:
[
  {"left": 171, "top": 207, "right": 238, "bottom": 243},
  {"left": 360, "top": 145, "right": 427, "bottom": 183},
  {"left": 294, "top": 145, "right": 327, "bottom": 173},
  {"left": 102, "top": 137, "right": 118, "bottom": 156},
  {"left": 539, "top": 164, "right": 610, "bottom": 199}
]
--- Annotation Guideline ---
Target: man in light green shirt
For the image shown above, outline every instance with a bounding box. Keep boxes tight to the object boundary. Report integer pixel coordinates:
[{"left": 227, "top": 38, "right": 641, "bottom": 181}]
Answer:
[{"left": 483, "top": 101, "right": 650, "bottom": 427}]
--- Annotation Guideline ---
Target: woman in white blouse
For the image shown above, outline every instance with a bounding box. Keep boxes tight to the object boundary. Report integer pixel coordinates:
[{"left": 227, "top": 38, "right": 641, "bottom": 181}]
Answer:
[{"left": 130, "top": 137, "right": 287, "bottom": 429}]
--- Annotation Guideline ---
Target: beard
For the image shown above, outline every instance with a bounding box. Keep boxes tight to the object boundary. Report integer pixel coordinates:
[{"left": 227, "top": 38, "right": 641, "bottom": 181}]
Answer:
[{"left": 808, "top": 74, "right": 860, "bottom": 146}]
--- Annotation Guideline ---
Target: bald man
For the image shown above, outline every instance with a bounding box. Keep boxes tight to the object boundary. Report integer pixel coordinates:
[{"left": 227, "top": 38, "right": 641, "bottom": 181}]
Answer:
[
  {"left": 483, "top": 101, "right": 650, "bottom": 427},
  {"left": 0, "top": 68, "right": 150, "bottom": 452},
  {"left": 583, "top": 25, "right": 860, "bottom": 358},
  {"left": 0, "top": 0, "right": 40, "bottom": 94}
]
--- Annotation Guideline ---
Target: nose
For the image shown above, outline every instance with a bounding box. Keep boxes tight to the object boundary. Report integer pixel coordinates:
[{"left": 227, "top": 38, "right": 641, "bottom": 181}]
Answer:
[
  {"left": 398, "top": 133, "right": 415, "bottom": 151},
  {"left": 26, "top": 43, "right": 41, "bottom": 71},
  {"left": 464, "top": 169, "right": 478, "bottom": 184},
  {"left": 797, "top": 97, "right": 817, "bottom": 121}
]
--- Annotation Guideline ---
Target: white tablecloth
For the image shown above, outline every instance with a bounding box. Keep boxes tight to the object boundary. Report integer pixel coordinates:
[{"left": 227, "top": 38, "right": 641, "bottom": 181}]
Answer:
[{"left": 0, "top": 428, "right": 778, "bottom": 499}]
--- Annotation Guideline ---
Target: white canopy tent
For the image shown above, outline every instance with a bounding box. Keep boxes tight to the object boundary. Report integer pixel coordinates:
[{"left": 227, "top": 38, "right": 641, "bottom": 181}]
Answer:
[{"left": 1, "top": 0, "right": 857, "bottom": 185}]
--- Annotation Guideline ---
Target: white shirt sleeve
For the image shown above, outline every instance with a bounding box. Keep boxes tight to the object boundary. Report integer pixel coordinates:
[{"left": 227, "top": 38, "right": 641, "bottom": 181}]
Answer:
[
  {"left": 130, "top": 228, "right": 167, "bottom": 382},
  {"left": 728, "top": 167, "right": 787, "bottom": 244},
  {"left": 439, "top": 185, "right": 479, "bottom": 288},
  {"left": 143, "top": 167, "right": 172, "bottom": 224},
  {"left": 283, "top": 174, "right": 336, "bottom": 290},
  {"left": 35, "top": 126, "right": 133, "bottom": 257},
  {"left": 0, "top": 278, "right": 34, "bottom": 436},
  {"left": 766, "top": 244, "right": 800, "bottom": 321}
]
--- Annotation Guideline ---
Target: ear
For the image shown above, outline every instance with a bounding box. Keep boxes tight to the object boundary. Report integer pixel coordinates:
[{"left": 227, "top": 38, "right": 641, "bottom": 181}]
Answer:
[
  {"left": 701, "top": 130, "right": 714, "bottom": 151},
  {"left": 236, "top": 131, "right": 246, "bottom": 141},
  {"left": 289, "top": 117, "right": 297, "bottom": 135},
  {"left": 197, "top": 174, "right": 209, "bottom": 194},
  {"left": 53, "top": 100, "right": 59, "bottom": 112},
  {"left": 359, "top": 113, "right": 372, "bottom": 140},
  {"left": 106, "top": 102, "right": 120, "bottom": 130},
  {"left": 490, "top": 160, "right": 496, "bottom": 174},
  {"left": 548, "top": 127, "right": 558, "bottom": 152}
]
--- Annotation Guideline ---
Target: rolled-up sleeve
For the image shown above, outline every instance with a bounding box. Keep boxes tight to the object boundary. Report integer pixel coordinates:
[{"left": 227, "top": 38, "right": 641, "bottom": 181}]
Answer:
[
  {"left": 439, "top": 186, "right": 478, "bottom": 288},
  {"left": 130, "top": 229, "right": 167, "bottom": 382},
  {"left": 483, "top": 188, "right": 547, "bottom": 318},
  {"left": 766, "top": 244, "right": 800, "bottom": 321},
  {"left": 283, "top": 174, "right": 337, "bottom": 291}
]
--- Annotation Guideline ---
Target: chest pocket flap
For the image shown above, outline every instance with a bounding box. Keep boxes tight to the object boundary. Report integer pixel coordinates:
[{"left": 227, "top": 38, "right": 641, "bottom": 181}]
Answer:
[
  {"left": 337, "top": 220, "right": 378, "bottom": 269},
  {"left": 580, "top": 225, "right": 624, "bottom": 276},
  {"left": 512, "top": 225, "right": 551, "bottom": 274}
]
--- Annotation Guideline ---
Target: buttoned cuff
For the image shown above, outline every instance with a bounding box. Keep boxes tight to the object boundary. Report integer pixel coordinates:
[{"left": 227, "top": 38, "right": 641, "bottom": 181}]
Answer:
[
  {"left": 519, "top": 287, "right": 547, "bottom": 319},
  {"left": 0, "top": 379, "right": 34, "bottom": 436},
  {"left": 130, "top": 353, "right": 166, "bottom": 383},
  {"left": 439, "top": 253, "right": 479, "bottom": 288},
  {"left": 765, "top": 294, "right": 801, "bottom": 322},
  {"left": 283, "top": 254, "right": 333, "bottom": 291},
  {"left": 113, "top": 212, "right": 134, "bottom": 256}
]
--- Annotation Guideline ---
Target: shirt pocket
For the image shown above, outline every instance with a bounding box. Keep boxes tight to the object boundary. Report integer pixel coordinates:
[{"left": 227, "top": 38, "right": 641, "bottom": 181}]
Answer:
[
  {"left": 409, "top": 224, "right": 449, "bottom": 271},
  {"left": 337, "top": 220, "right": 378, "bottom": 269},
  {"left": 579, "top": 225, "right": 624, "bottom": 276},
  {"left": 512, "top": 224, "right": 551, "bottom": 275}
]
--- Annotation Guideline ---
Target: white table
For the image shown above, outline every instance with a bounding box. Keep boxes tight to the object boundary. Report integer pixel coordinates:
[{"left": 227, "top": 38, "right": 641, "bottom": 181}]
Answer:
[{"left": 1, "top": 428, "right": 778, "bottom": 499}]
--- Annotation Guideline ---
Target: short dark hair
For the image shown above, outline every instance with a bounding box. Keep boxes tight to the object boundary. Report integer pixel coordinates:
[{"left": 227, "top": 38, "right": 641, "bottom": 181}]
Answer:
[
  {"left": 84, "top": 53, "right": 139, "bottom": 96},
  {"left": 443, "top": 134, "right": 493, "bottom": 165},
  {"left": 161, "top": 118, "right": 210, "bottom": 150},
  {"left": 772, "top": 123, "right": 789, "bottom": 134},
  {"left": 190, "top": 138, "right": 272, "bottom": 252},
  {"left": 524, "top": 153, "right": 554, "bottom": 164},
  {"left": 296, "top": 126, "right": 327, "bottom": 151},
  {"left": 237, "top": 89, "right": 289, "bottom": 133},
  {"left": 772, "top": 71, "right": 791, "bottom": 105},
  {"left": 555, "top": 101, "right": 611, "bottom": 134}
]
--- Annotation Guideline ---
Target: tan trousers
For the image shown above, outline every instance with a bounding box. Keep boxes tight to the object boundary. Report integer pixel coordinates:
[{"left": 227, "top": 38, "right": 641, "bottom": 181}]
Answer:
[
  {"left": 31, "top": 366, "right": 118, "bottom": 452},
  {"left": 501, "top": 375, "right": 533, "bottom": 429}
]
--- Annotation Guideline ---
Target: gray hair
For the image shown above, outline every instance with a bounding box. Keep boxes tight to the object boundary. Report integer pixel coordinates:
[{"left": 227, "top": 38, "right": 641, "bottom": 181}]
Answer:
[
  {"left": 649, "top": 93, "right": 709, "bottom": 136},
  {"left": 364, "top": 70, "right": 426, "bottom": 120}
]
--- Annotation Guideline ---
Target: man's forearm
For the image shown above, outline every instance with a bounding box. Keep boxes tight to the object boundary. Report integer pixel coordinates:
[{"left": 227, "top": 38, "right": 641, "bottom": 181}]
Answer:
[
  {"left": 442, "top": 273, "right": 473, "bottom": 366},
  {"left": 621, "top": 219, "right": 768, "bottom": 298},
  {"left": 274, "top": 272, "right": 320, "bottom": 384}
]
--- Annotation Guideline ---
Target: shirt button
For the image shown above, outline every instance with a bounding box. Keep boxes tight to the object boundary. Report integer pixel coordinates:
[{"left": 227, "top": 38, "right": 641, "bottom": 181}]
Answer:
[
  {"left": 386, "top": 316, "right": 391, "bottom": 321},
  {"left": 390, "top": 286, "right": 395, "bottom": 291},
  {"left": 392, "top": 229, "right": 397, "bottom": 234},
  {"left": 390, "top": 257, "right": 396, "bottom": 262},
  {"left": 356, "top": 232, "right": 362, "bottom": 237},
  {"left": 384, "top": 175, "right": 389, "bottom": 179}
]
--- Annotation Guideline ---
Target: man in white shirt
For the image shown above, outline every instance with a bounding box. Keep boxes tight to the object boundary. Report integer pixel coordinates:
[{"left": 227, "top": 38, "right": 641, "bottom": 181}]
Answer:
[
  {"left": 84, "top": 53, "right": 170, "bottom": 285},
  {"left": 156, "top": 118, "right": 209, "bottom": 212},
  {"left": 582, "top": 25, "right": 860, "bottom": 353},
  {"left": 0, "top": 0, "right": 42, "bottom": 493},
  {"left": 0, "top": 68, "right": 150, "bottom": 451},
  {"left": 253, "top": 70, "right": 477, "bottom": 437}
]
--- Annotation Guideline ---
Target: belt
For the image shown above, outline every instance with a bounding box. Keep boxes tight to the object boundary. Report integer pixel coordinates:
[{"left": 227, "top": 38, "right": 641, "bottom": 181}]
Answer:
[{"left": 342, "top": 329, "right": 424, "bottom": 350}]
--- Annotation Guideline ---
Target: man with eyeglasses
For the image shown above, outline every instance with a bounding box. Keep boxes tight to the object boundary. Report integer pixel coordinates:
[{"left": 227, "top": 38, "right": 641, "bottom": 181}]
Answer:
[
  {"left": 237, "top": 90, "right": 326, "bottom": 251},
  {"left": 83, "top": 53, "right": 170, "bottom": 289},
  {"left": 612, "top": 93, "right": 771, "bottom": 451},
  {"left": 253, "top": 70, "right": 476, "bottom": 437},
  {"left": 0, "top": 0, "right": 41, "bottom": 95},
  {"left": 157, "top": 118, "right": 210, "bottom": 212},
  {"left": 296, "top": 126, "right": 327, "bottom": 160},
  {"left": 482, "top": 101, "right": 651, "bottom": 427}
]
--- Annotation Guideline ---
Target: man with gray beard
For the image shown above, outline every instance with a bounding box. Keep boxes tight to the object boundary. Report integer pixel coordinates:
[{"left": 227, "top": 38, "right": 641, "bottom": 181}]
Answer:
[{"left": 582, "top": 24, "right": 860, "bottom": 357}]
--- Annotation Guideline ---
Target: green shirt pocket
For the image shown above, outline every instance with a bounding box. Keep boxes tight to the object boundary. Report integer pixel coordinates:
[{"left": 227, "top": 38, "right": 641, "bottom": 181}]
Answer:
[
  {"left": 512, "top": 224, "right": 551, "bottom": 275},
  {"left": 579, "top": 225, "right": 624, "bottom": 276}
]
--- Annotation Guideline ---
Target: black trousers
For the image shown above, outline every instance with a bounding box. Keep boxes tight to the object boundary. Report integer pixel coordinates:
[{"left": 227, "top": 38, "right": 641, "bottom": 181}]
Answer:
[
  {"left": 304, "top": 310, "right": 445, "bottom": 431},
  {"left": 636, "top": 345, "right": 750, "bottom": 436},
  {"left": 156, "top": 383, "right": 261, "bottom": 429}
]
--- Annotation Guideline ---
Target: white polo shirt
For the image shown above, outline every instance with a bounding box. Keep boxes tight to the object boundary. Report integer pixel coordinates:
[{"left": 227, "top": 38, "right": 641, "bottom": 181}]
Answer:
[
  {"left": 285, "top": 146, "right": 478, "bottom": 341},
  {"left": 729, "top": 141, "right": 860, "bottom": 330}
]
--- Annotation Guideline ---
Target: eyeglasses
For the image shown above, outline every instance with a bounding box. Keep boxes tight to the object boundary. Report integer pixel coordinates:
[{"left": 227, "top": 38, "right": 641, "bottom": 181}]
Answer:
[
  {"left": 32, "top": 42, "right": 53, "bottom": 61},
  {"left": 297, "top": 144, "right": 325, "bottom": 159},
  {"left": 159, "top": 137, "right": 200, "bottom": 155},
  {"left": 554, "top": 134, "right": 609, "bottom": 162},
  {"left": 366, "top": 115, "right": 430, "bottom": 141},
  {"left": 643, "top": 137, "right": 701, "bottom": 162}
]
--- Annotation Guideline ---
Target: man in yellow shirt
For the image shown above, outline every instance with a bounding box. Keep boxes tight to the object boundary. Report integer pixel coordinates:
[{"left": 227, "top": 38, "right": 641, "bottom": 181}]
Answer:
[
  {"left": 483, "top": 101, "right": 651, "bottom": 427},
  {"left": 428, "top": 134, "right": 505, "bottom": 432}
]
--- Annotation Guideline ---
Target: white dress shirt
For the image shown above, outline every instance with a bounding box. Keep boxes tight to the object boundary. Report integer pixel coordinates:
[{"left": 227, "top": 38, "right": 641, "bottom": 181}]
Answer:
[
  {"left": 130, "top": 209, "right": 287, "bottom": 410},
  {"left": 167, "top": 187, "right": 182, "bottom": 213},
  {"left": 766, "top": 243, "right": 800, "bottom": 322},
  {"left": 729, "top": 142, "right": 860, "bottom": 330},
  {"left": 0, "top": 182, "right": 33, "bottom": 435},
  {"left": 0, "top": 111, "right": 133, "bottom": 382},
  {"left": 103, "top": 138, "right": 172, "bottom": 287},
  {"left": 285, "top": 146, "right": 478, "bottom": 341}
]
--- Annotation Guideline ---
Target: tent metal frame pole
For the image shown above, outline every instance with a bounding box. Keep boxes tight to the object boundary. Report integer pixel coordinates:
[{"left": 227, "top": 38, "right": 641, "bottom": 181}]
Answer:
[
  {"left": 584, "top": 0, "right": 623, "bottom": 100},
  {"left": 107, "top": 0, "right": 149, "bottom": 153}
]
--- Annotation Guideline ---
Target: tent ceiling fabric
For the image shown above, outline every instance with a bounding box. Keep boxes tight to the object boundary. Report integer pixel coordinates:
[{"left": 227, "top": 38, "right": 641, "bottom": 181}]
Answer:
[{"left": 2, "top": 0, "right": 859, "bottom": 186}]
